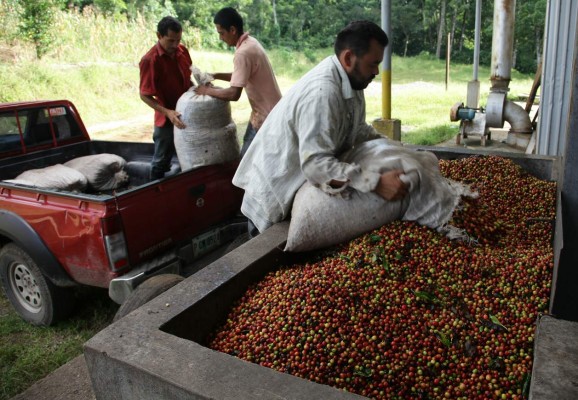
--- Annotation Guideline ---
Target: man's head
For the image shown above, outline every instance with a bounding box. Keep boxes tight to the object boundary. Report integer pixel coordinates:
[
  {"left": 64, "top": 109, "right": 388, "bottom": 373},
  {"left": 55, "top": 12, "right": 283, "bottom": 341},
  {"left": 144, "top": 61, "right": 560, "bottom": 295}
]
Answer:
[
  {"left": 157, "top": 16, "right": 183, "bottom": 56},
  {"left": 214, "top": 7, "right": 244, "bottom": 47},
  {"left": 334, "top": 21, "right": 388, "bottom": 90}
]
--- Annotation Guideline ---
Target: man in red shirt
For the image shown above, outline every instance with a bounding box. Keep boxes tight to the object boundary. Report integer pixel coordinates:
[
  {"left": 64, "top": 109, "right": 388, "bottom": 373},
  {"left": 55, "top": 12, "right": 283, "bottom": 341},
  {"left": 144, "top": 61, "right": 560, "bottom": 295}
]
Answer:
[{"left": 139, "top": 16, "right": 193, "bottom": 180}]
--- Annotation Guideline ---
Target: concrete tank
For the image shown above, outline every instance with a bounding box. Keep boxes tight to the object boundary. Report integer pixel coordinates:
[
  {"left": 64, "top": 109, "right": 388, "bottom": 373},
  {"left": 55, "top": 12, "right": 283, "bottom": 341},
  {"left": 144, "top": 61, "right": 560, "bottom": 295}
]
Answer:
[{"left": 84, "top": 147, "right": 558, "bottom": 400}]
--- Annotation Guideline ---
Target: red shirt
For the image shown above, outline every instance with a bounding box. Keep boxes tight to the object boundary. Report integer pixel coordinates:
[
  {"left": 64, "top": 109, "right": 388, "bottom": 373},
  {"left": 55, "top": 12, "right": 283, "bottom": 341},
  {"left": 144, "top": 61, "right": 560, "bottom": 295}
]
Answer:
[{"left": 139, "top": 42, "right": 192, "bottom": 127}]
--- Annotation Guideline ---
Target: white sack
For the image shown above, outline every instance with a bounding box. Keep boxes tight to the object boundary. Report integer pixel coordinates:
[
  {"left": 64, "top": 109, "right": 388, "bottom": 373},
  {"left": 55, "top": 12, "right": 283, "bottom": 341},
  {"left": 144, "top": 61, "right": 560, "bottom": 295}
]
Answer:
[
  {"left": 10, "top": 164, "right": 88, "bottom": 192},
  {"left": 284, "top": 138, "right": 476, "bottom": 252},
  {"left": 64, "top": 153, "right": 128, "bottom": 191},
  {"left": 285, "top": 182, "right": 409, "bottom": 252},
  {"left": 340, "top": 140, "right": 476, "bottom": 228},
  {"left": 174, "top": 88, "right": 239, "bottom": 171}
]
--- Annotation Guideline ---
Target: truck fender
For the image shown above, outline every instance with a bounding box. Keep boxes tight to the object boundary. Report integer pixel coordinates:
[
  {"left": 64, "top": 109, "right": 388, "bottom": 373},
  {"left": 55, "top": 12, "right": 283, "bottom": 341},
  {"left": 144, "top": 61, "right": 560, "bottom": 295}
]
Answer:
[{"left": 0, "top": 210, "right": 75, "bottom": 287}]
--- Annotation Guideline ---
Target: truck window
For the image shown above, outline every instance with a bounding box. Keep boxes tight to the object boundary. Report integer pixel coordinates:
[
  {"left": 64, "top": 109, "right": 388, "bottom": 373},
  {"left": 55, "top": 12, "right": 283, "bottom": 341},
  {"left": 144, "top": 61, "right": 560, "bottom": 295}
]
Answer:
[
  {"left": 0, "top": 104, "right": 85, "bottom": 154},
  {"left": 42, "top": 106, "right": 83, "bottom": 141},
  {"left": 26, "top": 106, "right": 83, "bottom": 146},
  {"left": 0, "top": 111, "right": 25, "bottom": 152}
]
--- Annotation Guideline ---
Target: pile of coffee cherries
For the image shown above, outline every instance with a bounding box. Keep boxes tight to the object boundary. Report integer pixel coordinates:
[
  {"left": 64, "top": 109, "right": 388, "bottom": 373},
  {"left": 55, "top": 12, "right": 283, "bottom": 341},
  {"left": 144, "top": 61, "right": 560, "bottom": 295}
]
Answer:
[{"left": 209, "top": 156, "right": 556, "bottom": 400}]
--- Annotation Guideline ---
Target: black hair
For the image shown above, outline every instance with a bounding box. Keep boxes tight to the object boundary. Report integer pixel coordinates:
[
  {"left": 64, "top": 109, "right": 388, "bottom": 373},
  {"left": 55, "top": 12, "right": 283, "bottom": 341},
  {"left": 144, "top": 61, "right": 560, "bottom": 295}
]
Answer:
[
  {"left": 334, "top": 20, "right": 388, "bottom": 57},
  {"left": 213, "top": 7, "right": 244, "bottom": 35},
  {"left": 157, "top": 16, "right": 182, "bottom": 37}
]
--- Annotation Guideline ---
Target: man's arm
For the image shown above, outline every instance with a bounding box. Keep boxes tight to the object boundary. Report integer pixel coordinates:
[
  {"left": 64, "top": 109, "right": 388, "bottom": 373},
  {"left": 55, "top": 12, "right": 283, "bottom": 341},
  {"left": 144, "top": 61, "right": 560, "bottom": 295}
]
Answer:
[
  {"left": 139, "top": 93, "right": 186, "bottom": 129},
  {"left": 297, "top": 91, "right": 408, "bottom": 200},
  {"left": 194, "top": 85, "right": 243, "bottom": 102},
  {"left": 212, "top": 73, "right": 232, "bottom": 81}
]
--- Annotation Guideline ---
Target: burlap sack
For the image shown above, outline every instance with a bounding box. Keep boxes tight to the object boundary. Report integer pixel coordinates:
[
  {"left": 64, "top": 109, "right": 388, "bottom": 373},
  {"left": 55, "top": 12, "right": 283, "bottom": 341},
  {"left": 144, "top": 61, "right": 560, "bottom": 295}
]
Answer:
[
  {"left": 284, "top": 139, "right": 476, "bottom": 252},
  {"left": 174, "top": 88, "right": 239, "bottom": 171},
  {"left": 285, "top": 182, "right": 409, "bottom": 252},
  {"left": 64, "top": 153, "right": 128, "bottom": 191},
  {"left": 9, "top": 164, "right": 88, "bottom": 192}
]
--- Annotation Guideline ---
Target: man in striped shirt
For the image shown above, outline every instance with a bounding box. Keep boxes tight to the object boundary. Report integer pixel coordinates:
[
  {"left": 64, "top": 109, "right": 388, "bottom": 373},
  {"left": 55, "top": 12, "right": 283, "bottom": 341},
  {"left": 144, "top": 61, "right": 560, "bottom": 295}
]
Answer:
[{"left": 233, "top": 20, "right": 408, "bottom": 235}]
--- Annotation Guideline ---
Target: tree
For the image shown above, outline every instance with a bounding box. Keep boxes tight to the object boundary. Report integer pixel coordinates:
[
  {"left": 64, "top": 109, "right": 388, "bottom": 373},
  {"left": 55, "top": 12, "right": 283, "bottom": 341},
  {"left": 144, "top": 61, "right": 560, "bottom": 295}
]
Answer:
[
  {"left": 93, "top": 0, "right": 127, "bottom": 16},
  {"left": 514, "top": 0, "right": 546, "bottom": 73},
  {"left": 19, "top": 0, "right": 56, "bottom": 59},
  {"left": 393, "top": 0, "right": 423, "bottom": 57},
  {"left": 0, "top": 0, "right": 22, "bottom": 43},
  {"left": 435, "top": 0, "right": 446, "bottom": 58},
  {"left": 8, "top": 0, "right": 545, "bottom": 73}
]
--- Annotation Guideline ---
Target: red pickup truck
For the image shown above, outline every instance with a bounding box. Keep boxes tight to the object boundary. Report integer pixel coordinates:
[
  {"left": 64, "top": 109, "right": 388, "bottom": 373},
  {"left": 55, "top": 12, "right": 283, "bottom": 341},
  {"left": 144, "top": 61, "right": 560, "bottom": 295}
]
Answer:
[{"left": 0, "top": 100, "right": 245, "bottom": 325}]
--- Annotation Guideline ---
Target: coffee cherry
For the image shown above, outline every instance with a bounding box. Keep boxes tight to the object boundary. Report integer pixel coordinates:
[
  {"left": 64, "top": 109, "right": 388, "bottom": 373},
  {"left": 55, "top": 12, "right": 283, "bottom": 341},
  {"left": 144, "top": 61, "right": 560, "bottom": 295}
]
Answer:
[{"left": 209, "top": 156, "right": 555, "bottom": 399}]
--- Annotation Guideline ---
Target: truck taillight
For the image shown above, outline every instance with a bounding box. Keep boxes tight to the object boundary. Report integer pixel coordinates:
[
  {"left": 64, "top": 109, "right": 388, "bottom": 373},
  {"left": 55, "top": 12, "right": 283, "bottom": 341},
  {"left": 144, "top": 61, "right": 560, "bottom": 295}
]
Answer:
[{"left": 102, "top": 216, "right": 129, "bottom": 272}]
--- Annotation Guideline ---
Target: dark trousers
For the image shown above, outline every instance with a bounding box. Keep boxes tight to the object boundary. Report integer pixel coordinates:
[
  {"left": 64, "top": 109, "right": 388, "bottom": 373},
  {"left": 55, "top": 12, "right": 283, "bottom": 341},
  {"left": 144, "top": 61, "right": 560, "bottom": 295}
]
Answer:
[
  {"left": 151, "top": 122, "right": 176, "bottom": 180},
  {"left": 240, "top": 122, "right": 258, "bottom": 159},
  {"left": 247, "top": 219, "right": 260, "bottom": 238}
]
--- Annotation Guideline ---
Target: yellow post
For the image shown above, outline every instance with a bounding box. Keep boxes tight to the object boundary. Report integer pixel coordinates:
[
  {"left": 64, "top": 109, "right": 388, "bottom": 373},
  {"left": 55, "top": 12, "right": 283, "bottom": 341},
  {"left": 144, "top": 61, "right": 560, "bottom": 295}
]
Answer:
[
  {"left": 373, "top": 68, "right": 401, "bottom": 141},
  {"left": 372, "top": 0, "right": 401, "bottom": 141},
  {"left": 381, "top": 69, "right": 391, "bottom": 120}
]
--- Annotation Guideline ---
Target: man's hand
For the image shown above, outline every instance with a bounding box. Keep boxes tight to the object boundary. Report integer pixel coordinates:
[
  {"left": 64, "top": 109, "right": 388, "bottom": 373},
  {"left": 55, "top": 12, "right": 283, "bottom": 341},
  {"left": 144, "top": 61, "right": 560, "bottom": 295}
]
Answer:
[
  {"left": 166, "top": 109, "right": 185, "bottom": 129},
  {"left": 374, "top": 170, "right": 409, "bottom": 201},
  {"left": 194, "top": 84, "right": 211, "bottom": 96}
]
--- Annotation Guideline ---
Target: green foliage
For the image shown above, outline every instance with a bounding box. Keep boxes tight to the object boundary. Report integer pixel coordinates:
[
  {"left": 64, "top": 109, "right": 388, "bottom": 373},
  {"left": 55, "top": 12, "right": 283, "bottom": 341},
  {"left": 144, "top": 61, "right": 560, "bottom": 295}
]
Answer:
[
  {"left": 515, "top": 0, "right": 547, "bottom": 73},
  {"left": 0, "top": 0, "right": 22, "bottom": 43},
  {"left": 93, "top": 0, "right": 127, "bottom": 16},
  {"left": 0, "top": 289, "right": 117, "bottom": 400},
  {"left": 18, "top": 0, "right": 56, "bottom": 59},
  {"left": 22, "top": 0, "right": 547, "bottom": 74}
]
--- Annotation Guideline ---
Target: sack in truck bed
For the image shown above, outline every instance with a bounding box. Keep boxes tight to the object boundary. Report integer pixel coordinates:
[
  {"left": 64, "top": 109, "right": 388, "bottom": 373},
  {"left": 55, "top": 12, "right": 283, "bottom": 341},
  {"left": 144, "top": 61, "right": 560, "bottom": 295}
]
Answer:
[{"left": 64, "top": 153, "right": 129, "bottom": 191}]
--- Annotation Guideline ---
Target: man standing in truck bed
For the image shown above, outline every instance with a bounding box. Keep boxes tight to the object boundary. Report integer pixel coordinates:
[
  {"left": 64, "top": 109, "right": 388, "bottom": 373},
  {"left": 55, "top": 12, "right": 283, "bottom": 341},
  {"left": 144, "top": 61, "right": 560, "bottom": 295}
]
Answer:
[
  {"left": 195, "top": 7, "right": 281, "bottom": 157},
  {"left": 139, "top": 16, "right": 193, "bottom": 180}
]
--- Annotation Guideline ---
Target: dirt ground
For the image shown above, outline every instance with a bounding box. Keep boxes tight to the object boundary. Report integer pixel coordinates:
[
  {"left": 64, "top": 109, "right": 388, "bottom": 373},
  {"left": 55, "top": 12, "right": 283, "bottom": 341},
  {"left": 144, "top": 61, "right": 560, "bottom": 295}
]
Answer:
[
  {"left": 9, "top": 355, "right": 95, "bottom": 400},
  {"left": 88, "top": 115, "right": 153, "bottom": 142}
]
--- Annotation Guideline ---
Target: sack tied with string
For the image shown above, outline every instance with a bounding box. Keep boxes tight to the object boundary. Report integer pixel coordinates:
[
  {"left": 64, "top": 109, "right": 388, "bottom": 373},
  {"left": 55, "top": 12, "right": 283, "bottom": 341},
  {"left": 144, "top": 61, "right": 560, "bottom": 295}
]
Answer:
[
  {"left": 284, "top": 138, "right": 477, "bottom": 252},
  {"left": 174, "top": 88, "right": 239, "bottom": 171}
]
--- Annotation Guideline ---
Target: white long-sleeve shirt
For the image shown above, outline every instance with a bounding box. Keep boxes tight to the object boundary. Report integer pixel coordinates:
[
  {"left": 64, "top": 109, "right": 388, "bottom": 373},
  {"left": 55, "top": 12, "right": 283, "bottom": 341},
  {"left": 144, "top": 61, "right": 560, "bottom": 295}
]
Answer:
[{"left": 232, "top": 55, "right": 386, "bottom": 232}]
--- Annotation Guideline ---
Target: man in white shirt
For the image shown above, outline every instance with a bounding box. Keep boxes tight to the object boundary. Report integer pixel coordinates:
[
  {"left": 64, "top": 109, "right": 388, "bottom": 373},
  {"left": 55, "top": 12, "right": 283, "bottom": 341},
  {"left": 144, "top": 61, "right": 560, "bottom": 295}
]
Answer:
[{"left": 233, "top": 20, "right": 408, "bottom": 234}]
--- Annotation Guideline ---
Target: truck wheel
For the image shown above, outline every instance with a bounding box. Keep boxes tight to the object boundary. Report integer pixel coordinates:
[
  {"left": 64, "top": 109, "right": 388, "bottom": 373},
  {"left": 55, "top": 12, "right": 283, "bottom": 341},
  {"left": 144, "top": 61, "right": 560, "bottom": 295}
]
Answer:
[
  {"left": 0, "top": 243, "right": 73, "bottom": 326},
  {"left": 113, "top": 274, "right": 184, "bottom": 322}
]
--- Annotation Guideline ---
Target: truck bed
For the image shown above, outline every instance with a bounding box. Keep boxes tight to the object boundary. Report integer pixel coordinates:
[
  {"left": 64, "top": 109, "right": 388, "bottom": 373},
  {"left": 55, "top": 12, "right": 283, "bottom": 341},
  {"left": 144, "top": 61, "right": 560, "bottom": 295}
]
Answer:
[
  {"left": 0, "top": 138, "right": 244, "bottom": 288},
  {"left": 0, "top": 140, "right": 179, "bottom": 197}
]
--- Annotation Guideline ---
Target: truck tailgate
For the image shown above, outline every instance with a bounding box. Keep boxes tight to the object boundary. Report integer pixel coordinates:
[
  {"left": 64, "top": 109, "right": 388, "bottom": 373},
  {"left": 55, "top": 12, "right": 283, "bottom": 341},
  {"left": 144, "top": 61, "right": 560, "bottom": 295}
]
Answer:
[{"left": 114, "top": 161, "right": 243, "bottom": 267}]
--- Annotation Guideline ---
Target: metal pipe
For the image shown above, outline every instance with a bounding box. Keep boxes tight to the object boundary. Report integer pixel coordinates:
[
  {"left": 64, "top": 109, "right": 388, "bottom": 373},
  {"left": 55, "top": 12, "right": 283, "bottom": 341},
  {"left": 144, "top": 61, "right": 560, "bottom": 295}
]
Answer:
[
  {"left": 490, "top": 0, "right": 516, "bottom": 91},
  {"left": 473, "top": 0, "right": 482, "bottom": 81},
  {"left": 503, "top": 100, "right": 533, "bottom": 134},
  {"left": 467, "top": 0, "right": 482, "bottom": 108},
  {"left": 381, "top": 0, "right": 392, "bottom": 120}
]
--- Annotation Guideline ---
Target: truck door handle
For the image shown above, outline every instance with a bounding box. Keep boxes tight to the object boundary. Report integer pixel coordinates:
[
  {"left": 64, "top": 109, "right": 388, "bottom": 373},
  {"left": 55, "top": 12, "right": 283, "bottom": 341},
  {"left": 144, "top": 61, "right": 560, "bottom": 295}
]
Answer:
[{"left": 189, "top": 184, "right": 206, "bottom": 196}]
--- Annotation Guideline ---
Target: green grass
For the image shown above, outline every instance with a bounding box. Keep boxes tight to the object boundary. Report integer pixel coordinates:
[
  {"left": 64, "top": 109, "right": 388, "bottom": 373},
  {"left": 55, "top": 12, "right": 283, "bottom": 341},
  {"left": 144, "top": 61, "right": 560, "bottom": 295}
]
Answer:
[
  {"left": 0, "top": 288, "right": 117, "bottom": 400},
  {"left": 0, "top": 9, "right": 536, "bottom": 145},
  {"left": 0, "top": 49, "right": 533, "bottom": 144}
]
